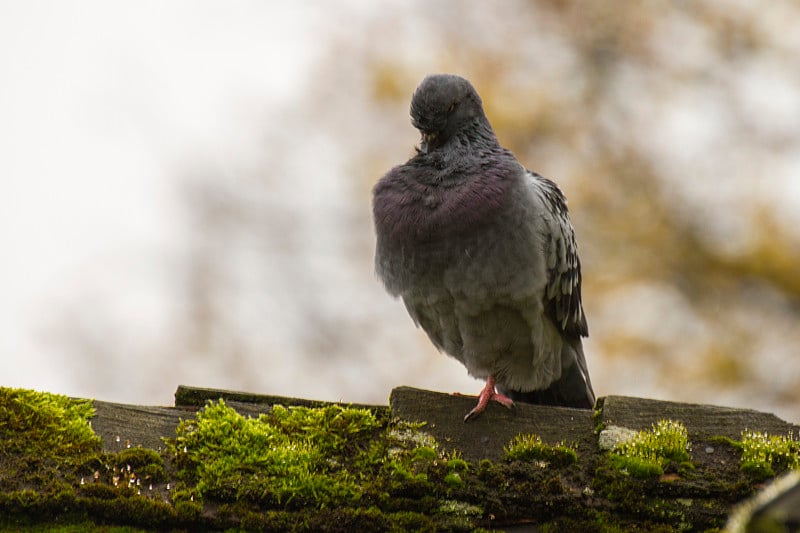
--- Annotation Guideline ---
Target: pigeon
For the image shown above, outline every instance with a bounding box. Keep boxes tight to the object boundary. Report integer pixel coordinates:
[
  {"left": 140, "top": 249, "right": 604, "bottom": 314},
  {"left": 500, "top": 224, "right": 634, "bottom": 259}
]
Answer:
[{"left": 372, "top": 74, "right": 595, "bottom": 421}]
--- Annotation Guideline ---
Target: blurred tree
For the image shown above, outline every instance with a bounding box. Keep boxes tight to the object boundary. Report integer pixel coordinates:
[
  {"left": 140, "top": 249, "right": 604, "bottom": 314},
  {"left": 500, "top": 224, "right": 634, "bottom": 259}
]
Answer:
[
  {"left": 346, "top": 0, "right": 800, "bottom": 415},
  {"left": 51, "top": 1, "right": 800, "bottom": 420}
]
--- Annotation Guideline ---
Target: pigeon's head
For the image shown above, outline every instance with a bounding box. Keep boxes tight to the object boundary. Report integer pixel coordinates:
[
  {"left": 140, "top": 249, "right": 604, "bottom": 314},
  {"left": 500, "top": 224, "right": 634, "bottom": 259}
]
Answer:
[{"left": 410, "top": 74, "right": 487, "bottom": 153}]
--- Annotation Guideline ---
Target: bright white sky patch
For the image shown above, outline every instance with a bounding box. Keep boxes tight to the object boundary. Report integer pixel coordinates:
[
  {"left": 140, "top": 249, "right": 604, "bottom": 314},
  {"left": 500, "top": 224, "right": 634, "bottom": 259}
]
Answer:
[{"left": 0, "top": 2, "right": 323, "bottom": 394}]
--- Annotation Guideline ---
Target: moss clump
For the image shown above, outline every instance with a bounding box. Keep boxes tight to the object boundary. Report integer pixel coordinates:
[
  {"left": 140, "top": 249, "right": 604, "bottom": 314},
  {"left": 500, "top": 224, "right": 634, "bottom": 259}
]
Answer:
[
  {"left": 609, "top": 420, "right": 691, "bottom": 478},
  {"left": 0, "top": 523, "right": 144, "bottom": 533},
  {"left": 443, "top": 472, "right": 464, "bottom": 487},
  {"left": 504, "top": 433, "right": 577, "bottom": 467},
  {"left": 438, "top": 499, "right": 483, "bottom": 530},
  {"left": 593, "top": 397, "right": 606, "bottom": 433},
  {"left": 739, "top": 429, "right": 800, "bottom": 480},
  {"left": 167, "top": 400, "right": 380, "bottom": 508},
  {"left": 162, "top": 399, "right": 492, "bottom": 529},
  {"left": 0, "top": 387, "right": 100, "bottom": 458},
  {"left": 0, "top": 387, "right": 184, "bottom": 530},
  {"left": 112, "top": 447, "right": 167, "bottom": 483}
]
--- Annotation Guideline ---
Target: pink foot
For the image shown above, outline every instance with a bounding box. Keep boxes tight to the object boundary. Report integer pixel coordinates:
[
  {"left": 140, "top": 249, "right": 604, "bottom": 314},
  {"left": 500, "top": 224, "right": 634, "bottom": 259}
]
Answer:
[{"left": 462, "top": 376, "right": 515, "bottom": 422}]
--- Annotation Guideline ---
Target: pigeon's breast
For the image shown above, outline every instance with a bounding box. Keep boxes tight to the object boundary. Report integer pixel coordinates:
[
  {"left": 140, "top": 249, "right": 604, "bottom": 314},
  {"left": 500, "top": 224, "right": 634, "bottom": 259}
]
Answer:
[
  {"left": 373, "top": 160, "right": 543, "bottom": 300},
  {"left": 373, "top": 164, "right": 513, "bottom": 247}
]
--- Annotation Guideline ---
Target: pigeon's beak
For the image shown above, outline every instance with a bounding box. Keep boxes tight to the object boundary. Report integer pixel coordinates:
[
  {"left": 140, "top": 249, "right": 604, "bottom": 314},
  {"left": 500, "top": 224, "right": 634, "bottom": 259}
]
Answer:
[{"left": 420, "top": 131, "right": 437, "bottom": 154}]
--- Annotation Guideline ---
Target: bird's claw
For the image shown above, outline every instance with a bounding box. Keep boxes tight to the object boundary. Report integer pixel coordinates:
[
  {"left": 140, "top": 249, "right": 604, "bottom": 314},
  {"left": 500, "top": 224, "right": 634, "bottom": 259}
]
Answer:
[
  {"left": 463, "top": 408, "right": 481, "bottom": 423},
  {"left": 462, "top": 387, "right": 515, "bottom": 422}
]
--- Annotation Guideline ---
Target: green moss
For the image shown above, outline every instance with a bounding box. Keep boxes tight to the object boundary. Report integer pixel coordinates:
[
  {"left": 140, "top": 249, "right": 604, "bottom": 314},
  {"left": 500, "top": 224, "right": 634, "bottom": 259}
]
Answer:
[
  {"left": 593, "top": 397, "right": 606, "bottom": 433},
  {"left": 709, "top": 435, "right": 739, "bottom": 448},
  {"left": 385, "top": 510, "right": 437, "bottom": 531},
  {"left": 0, "top": 389, "right": 195, "bottom": 529},
  {"left": 739, "top": 429, "right": 800, "bottom": 480},
  {"left": 437, "top": 499, "right": 483, "bottom": 530},
  {"left": 538, "top": 512, "right": 653, "bottom": 533},
  {"left": 113, "top": 448, "right": 167, "bottom": 483},
  {"left": 0, "top": 523, "right": 148, "bottom": 532},
  {"left": 166, "top": 400, "right": 380, "bottom": 508},
  {"left": 608, "top": 454, "right": 665, "bottom": 478},
  {"left": 159, "top": 399, "right": 510, "bottom": 528},
  {"left": 608, "top": 419, "right": 692, "bottom": 478},
  {"left": 86, "top": 490, "right": 176, "bottom": 528},
  {"left": 0, "top": 387, "right": 100, "bottom": 458},
  {"left": 443, "top": 472, "right": 464, "bottom": 487},
  {"left": 164, "top": 398, "right": 485, "bottom": 523},
  {"left": 504, "top": 433, "right": 578, "bottom": 467},
  {"left": 0, "top": 388, "right": 755, "bottom": 530},
  {"left": 0, "top": 389, "right": 482, "bottom": 530},
  {"left": 412, "top": 445, "right": 438, "bottom": 462},
  {"left": 445, "top": 454, "right": 469, "bottom": 473}
]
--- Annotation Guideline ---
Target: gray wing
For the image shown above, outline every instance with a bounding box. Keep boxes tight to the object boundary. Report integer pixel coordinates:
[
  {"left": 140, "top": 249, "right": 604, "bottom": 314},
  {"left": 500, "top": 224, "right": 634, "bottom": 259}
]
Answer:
[
  {"left": 529, "top": 171, "right": 588, "bottom": 339},
  {"left": 496, "top": 170, "right": 594, "bottom": 408}
]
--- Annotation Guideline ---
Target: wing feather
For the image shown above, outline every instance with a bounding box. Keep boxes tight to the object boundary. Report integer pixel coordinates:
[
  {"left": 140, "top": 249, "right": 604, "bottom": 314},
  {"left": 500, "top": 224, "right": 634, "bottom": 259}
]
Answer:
[{"left": 529, "top": 171, "right": 588, "bottom": 338}]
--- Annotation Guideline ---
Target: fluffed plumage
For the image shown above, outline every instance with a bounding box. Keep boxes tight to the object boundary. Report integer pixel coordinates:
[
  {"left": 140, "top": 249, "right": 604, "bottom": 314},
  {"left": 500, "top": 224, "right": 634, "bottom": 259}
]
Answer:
[{"left": 373, "top": 74, "right": 594, "bottom": 420}]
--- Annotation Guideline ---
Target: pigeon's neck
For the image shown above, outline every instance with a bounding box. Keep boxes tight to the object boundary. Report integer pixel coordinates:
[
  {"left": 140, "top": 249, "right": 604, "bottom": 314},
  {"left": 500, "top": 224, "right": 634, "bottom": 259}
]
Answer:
[
  {"left": 451, "top": 120, "right": 502, "bottom": 156},
  {"left": 468, "top": 119, "right": 501, "bottom": 146},
  {"left": 415, "top": 122, "right": 510, "bottom": 185}
]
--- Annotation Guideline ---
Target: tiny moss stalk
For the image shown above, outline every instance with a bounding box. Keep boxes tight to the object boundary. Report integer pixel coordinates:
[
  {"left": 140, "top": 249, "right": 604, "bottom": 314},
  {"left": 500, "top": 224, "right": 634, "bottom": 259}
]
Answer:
[
  {"left": 504, "top": 433, "right": 577, "bottom": 467},
  {"left": 739, "top": 429, "right": 800, "bottom": 480},
  {"left": 609, "top": 419, "right": 692, "bottom": 478}
]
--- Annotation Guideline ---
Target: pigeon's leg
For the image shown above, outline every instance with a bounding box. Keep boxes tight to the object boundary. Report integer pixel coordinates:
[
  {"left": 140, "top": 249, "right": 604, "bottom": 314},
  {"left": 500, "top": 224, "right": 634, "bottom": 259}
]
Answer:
[{"left": 463, "top": 376, "right": 514, "bottom": 422}]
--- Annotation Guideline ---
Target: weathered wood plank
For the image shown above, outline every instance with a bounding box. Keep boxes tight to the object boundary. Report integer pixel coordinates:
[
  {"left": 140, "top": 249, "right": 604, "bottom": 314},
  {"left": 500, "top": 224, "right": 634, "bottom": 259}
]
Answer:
[
  {"left": 90, "top": 388, "right": 799, "bottom": 461},
  {"left": 174, "top": 384, "right": 387, "bottom": 414},
  {"left": 7, "top": 384, "right": 799, "bottom": 530},
  {"left": 389, "top": 386, "right": 596, "bottom": 461},
  {"left": 92, "top": 387, "right": 388, "bottom": 453},
  {"left": 600, "top": 395, "right": 799, "bottom": 439},
  {"left": 91, "top": 402, "right": 196, "bottom": 453}
]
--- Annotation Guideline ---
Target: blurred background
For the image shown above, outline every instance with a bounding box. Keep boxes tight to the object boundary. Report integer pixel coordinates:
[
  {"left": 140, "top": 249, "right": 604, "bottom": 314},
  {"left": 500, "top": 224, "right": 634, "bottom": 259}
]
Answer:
[{"left": 2, "top": 1, "right": 799, "bottom": 422}]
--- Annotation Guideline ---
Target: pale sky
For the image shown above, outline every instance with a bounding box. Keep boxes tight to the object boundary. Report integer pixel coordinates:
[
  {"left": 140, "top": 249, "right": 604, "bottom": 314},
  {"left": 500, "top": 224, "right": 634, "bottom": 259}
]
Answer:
[{"left": 0, "top": 2, "right": 325, "bottom": 393}]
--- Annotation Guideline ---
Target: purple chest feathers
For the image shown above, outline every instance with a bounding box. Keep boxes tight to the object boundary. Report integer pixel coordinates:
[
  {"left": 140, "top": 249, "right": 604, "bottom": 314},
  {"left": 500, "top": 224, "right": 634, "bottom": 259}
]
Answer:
[{"left": 373, "top": 162, "right": 518, "bottom": 247}]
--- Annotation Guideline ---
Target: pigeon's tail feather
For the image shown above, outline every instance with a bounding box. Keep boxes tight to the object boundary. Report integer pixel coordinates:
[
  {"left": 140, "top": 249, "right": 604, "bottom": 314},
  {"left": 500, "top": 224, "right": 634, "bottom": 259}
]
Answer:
[{"left": 498, "top": 339, "right": 595, "bottom": 409}]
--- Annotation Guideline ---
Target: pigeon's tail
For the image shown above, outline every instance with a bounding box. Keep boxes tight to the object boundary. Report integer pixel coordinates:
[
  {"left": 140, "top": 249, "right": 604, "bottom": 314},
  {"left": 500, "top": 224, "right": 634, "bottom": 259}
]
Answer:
[{"left": 498, "top": 338, "right": 595, "bottom": 409}]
